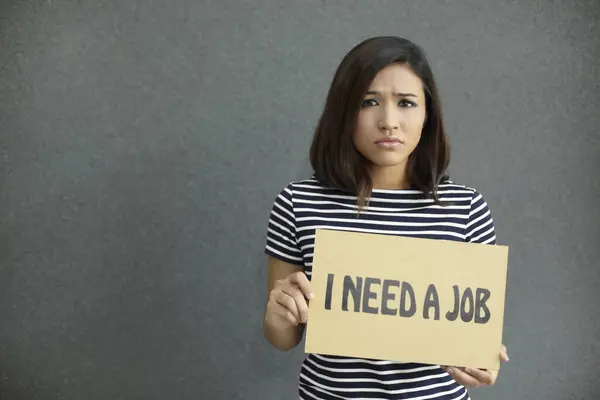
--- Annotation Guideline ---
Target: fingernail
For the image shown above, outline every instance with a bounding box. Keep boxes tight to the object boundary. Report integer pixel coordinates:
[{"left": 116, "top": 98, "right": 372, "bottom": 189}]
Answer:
[
  {"left": 309, "top": 293, "right": 314, "bottom": 299},
  {"left": 446, "top": 367, "right": 453, "bottom": 373}
]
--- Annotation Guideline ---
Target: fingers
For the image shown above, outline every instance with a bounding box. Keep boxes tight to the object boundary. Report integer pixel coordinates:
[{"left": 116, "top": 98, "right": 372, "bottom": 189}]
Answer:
[
  {"left": 288, "top": 271, "right": 314, "bottom": 301},
  {"left": 268, "top": 272, "right": 313, "bottom": 327},
  {"left": 500, "top": 344, "right": 509, "bottom": 362},
  {"left": 273, "top": 303, "right": 299, "bottom": 326},
  {"left": 443, "top": 346, "right": 508, "bottom": 388},
  {"left": 463, "top": 367, "right": 495, "bottom": 385},
  {"left": 274, "top": 291, "right": 301, "bottom": 325},
  {"left": 444, "top": 367, "right": 483, "bottom": 388},
  {"left": 280, "top": 285, "right": 309, "bottom": 323}
]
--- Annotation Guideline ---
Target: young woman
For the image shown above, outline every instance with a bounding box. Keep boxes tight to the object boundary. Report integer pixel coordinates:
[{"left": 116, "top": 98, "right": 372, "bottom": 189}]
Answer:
[{"left": 263, "top": 36, "right": 509, "bottom": 400}]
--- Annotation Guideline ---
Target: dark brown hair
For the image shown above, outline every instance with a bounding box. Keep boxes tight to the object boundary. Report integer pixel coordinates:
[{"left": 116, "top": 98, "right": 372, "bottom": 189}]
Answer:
[{"left": 309, "top": 36, "right": 450, "bottom": 207}]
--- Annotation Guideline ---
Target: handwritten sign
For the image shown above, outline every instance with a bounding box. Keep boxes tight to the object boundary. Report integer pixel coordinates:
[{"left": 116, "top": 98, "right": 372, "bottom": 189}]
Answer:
[{"left": 305, "top": 229, "right": 509, "bottom": 370}]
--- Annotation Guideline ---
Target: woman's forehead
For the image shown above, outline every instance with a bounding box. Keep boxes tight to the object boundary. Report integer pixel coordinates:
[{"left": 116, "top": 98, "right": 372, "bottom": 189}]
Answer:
[{"left": 367, "top": 64, "right": 424, "bottom": 94}]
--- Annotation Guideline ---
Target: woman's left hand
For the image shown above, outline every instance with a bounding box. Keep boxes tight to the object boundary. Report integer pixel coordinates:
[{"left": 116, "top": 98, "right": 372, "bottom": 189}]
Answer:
[{"left": 442, "top": 344, "right": 509, "bottom": 388}]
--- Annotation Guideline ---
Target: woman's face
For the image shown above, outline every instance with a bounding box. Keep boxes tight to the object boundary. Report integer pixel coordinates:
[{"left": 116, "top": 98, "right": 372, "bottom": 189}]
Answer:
[{"left": 353, "top": 63, "right": 427, "bottom": 174}]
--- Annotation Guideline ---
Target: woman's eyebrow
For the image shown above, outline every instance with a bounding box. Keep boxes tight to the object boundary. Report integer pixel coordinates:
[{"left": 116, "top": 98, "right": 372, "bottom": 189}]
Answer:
[{"left": 365, "top": 90, "right": 418, "bottom": 97}]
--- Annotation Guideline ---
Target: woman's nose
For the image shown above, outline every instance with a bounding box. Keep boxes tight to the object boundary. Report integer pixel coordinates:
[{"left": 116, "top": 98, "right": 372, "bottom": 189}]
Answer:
[{"left": 378, "top": 109, "right": 399, "bottom": 133}]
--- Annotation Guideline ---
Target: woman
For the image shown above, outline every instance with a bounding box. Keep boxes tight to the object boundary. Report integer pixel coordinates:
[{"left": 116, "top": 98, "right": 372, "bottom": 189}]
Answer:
[{"left": 263, "top": 36, "right": 509, "bottom": 399}]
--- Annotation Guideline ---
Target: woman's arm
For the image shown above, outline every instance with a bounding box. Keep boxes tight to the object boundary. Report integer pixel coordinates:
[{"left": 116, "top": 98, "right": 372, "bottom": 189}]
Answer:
[{"left": 263, "top": 256, "right": 314, "bottom": 351}]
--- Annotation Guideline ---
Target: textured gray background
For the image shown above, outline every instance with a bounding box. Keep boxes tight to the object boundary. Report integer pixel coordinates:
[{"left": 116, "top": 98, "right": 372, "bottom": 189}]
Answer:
[{"left": 1, "top": 0, "right": 599, "bottom": 399}]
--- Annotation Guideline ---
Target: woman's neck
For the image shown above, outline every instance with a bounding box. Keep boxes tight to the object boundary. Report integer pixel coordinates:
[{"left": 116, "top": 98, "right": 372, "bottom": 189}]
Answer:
[{"left": 370, "top": 164, "right": 410, "bottom": 190}]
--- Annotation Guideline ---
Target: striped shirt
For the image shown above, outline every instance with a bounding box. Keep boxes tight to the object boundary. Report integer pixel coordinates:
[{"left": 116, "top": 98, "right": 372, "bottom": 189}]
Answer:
[{"left": 265, "top": 177, "right": 497, "bottom": 400}]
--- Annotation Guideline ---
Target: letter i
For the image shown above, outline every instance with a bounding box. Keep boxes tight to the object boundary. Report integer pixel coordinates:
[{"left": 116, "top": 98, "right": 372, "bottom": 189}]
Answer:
[{"left": 325, "top": 274, "right": 334, "bottom": 310}]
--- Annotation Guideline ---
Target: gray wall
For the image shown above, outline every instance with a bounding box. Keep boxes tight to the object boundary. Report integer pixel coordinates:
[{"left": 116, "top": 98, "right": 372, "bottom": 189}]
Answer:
[{"left": 1, "top": 0, "right": 599, "bottom": 399}]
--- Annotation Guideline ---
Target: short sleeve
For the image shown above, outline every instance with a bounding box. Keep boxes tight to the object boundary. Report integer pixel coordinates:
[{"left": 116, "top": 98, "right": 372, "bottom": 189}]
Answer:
[
  {"left": 264, "top": 184, "right": 304, "bottom": 265},
  {"left": 465, "top": 191, "right": 497, "bottom": 244}
]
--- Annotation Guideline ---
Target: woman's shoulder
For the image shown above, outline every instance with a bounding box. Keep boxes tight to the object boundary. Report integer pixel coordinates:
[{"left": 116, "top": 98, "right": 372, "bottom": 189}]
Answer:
[
  {"left": 278, "top": 175, "right": 339, "bottom": 193},
  {"left": 270, "top": 176, "right": 326, "bottom": 200},
  {"left": 271, "top": 176, "right": 354, "bottom": 205},
  {"left": 275, "top": 177, "right": 489, "bottom": 201},
  {"left": 438, "top": 178, "right": 483, "bottom": 196},
  {"left": 438, "top": 179, "right": 494, "bottom": 214},
  {"left": 288, "top": 176, "right": 323, "bottom": 188}
]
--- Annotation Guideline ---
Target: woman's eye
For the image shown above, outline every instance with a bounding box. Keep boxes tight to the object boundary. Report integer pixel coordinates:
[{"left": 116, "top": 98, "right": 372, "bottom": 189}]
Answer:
[
  {"left": 361, "top": 98, "right": 378, "bottom": 108},
  {"left": 399, "top": 99, "right": 416, "bottom": 108}
]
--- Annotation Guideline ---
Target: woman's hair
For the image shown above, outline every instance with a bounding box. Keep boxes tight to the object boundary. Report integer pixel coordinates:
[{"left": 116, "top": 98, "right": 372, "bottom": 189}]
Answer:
[{"left": 309, "top": 36, "right": 450, "bottom": 207}]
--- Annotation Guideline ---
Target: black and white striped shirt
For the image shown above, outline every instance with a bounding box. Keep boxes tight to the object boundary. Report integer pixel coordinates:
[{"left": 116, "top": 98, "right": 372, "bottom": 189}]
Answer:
[{"left": 265, "top": 177, "right": 496, "bottom": 400}]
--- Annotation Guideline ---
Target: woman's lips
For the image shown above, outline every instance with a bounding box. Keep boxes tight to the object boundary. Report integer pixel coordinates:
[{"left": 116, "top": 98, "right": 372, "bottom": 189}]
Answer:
[{"left": 375, "top": 137, "right": 404, "bottom": 148}]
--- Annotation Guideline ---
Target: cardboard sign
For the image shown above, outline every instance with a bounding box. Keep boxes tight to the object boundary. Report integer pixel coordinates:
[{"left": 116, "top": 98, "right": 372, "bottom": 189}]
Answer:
[{"left": 305, "top": 229, "right": 509, "bottom": 370}]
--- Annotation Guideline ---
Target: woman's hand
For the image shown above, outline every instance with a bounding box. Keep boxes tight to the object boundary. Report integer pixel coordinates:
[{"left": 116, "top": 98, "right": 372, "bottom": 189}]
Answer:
[
  {"left": 442, "top": 345, "right": 509, "bottom": 388},
  {"left": 265, "top": 270, "right": 314, "bottom": 329}
]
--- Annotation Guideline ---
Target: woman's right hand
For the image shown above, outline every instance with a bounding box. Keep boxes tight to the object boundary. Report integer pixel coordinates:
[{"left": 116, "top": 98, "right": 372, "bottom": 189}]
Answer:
[{"left": 265, "top": 271, "right": 314, "bottom": 328}]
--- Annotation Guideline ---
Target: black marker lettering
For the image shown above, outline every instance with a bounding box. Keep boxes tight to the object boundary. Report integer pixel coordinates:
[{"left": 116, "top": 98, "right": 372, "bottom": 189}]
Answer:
[
  {"left": 342, "top": 276, "right": 362, "bottom": 312},
  {"left": 460, "top": 287, "right": 474, "bottom": 322},
  {"left": 324, "top": 273, "right": 334, "bottom": 310},
  {"left": 423, "top": 284, "right": 440, "bottom": 320},
  {"left": 475, "top": 288, "right": 491, "bottom": 324},
  {"left": 381, "top": 279, "right": 399, "bottom": 316},
  {"left": 400, "top": 282, "right": 416, "bottom": 317},
  {"left": 362, "top": 277, "right": 380, "bottom": 314},
  {"left": 446, "top": 285, "right": 459, "bottom": 321}
]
